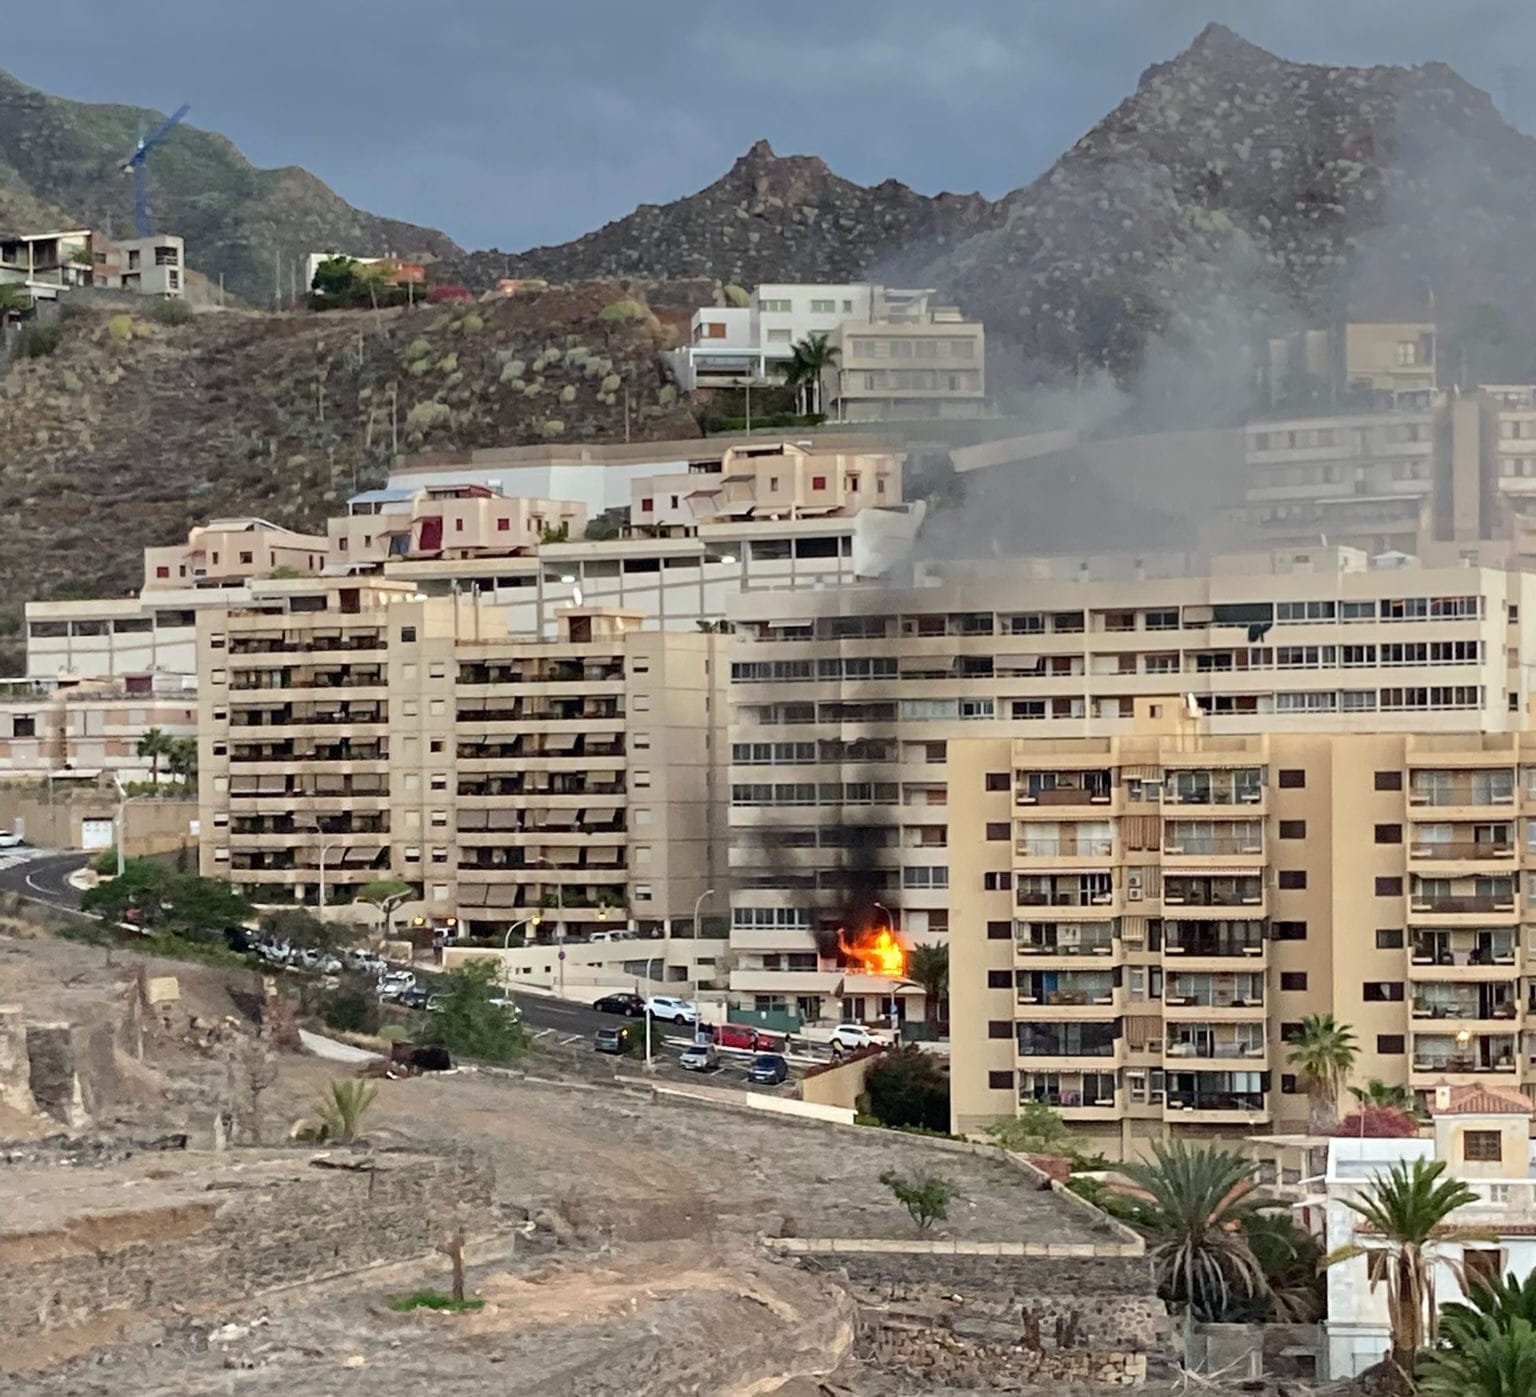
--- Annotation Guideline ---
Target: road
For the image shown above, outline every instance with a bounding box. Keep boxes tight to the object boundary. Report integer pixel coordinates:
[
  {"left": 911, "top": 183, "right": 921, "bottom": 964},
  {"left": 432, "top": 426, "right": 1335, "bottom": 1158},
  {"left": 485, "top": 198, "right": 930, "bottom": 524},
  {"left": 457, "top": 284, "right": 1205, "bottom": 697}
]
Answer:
[{"left": 0, "top": 849, "right": 87, "bottom": 909}]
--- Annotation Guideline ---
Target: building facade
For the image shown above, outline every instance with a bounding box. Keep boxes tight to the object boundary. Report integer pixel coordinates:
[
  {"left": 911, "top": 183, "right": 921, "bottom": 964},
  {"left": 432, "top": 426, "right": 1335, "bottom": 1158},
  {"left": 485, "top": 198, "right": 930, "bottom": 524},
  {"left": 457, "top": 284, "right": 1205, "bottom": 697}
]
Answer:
[{"left": 0, "top": 675, "right": 196, "bottom": 783}]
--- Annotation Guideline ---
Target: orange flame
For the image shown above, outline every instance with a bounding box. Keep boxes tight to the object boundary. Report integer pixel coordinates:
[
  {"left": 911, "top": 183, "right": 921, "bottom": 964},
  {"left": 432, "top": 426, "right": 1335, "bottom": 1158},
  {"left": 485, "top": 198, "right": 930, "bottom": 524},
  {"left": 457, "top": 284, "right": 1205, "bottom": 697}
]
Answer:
[{"left": 837, "top": 925, "right": 907, "bottom": 978}]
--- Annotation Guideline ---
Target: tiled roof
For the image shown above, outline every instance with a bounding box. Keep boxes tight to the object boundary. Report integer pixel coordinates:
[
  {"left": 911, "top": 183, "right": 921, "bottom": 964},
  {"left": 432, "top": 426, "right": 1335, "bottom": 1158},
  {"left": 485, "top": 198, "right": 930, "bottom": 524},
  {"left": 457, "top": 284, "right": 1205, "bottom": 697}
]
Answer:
[{"left": 1431, "top": 1083, "right": 1534, "bottom": 1116}]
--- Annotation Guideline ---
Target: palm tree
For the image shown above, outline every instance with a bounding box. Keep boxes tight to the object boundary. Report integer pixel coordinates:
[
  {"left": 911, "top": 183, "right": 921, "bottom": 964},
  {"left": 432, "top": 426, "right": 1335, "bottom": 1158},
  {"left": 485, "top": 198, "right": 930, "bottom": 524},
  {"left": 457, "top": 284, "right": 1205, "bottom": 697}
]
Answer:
[
  {"left": 165, "top": 735, "right": 198, "bottom": 788},
  {"left": 314, "top": 1078, "right": 378, "bottom": 1144},
  {"left": 1423, "top": 1271, "right": 1536, "bottom": 1397},
  {"left": 1119, "top": 1139, "right": 1272, "bottom": 1322},
  {"left": 907, "top": 943, "right": 948, "bottom": 1027},
  {"left": 136, "top": 727, "right": 172, "bottom": 786},
  {"left": 774, "top": 333, "right": 841, "bottom": 416},
  {"left": 1287, "top": 1013, "right": 1359, "bottom": 1130},
  {"left": 1324, "top": 1157, "right": 1486, "bottom": 1372},
  {"left": 1350, "top": 1079, "right": 1419, "bottom": 1113}
]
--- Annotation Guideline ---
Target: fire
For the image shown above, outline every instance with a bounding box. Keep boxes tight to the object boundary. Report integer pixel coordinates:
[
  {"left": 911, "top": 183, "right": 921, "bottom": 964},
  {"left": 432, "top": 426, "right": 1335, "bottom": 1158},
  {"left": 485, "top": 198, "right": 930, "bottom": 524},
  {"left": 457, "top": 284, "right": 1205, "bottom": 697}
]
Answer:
[{"left": 837, "top": 924, "right": 907, "bottom": 978}]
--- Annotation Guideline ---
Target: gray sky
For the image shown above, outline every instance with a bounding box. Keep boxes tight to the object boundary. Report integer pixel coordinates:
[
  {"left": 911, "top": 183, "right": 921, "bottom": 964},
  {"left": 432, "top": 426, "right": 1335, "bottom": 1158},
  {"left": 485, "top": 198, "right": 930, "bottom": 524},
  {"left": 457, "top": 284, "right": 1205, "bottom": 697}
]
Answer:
[{"left": 10, "top": 1, "right": 1531, "bottom": 252}]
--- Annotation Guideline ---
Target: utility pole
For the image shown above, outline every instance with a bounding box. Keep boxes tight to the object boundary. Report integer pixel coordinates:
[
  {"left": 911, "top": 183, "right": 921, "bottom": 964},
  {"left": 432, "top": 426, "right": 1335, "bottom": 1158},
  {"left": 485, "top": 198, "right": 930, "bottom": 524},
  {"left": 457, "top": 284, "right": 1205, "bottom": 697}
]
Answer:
[{"left": 273, "top": 250, "right": 280, "bottom": 312}]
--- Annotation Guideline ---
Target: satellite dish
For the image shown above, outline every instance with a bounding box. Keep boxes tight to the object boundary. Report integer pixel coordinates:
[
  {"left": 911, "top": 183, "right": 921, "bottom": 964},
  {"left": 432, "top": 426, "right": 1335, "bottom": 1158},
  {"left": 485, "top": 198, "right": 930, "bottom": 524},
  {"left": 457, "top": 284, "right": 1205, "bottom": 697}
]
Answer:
[{"left": 572, "top": 585, "right": 584, "bottom": 607}]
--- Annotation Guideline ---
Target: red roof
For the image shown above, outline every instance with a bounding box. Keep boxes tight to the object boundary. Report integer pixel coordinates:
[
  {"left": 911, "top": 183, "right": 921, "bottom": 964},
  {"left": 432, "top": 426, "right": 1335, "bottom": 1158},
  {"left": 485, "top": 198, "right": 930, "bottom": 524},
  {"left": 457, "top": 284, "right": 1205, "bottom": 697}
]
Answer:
[{"left": 1431, "top": 1083, "right": 1534, "bottom": 1116}]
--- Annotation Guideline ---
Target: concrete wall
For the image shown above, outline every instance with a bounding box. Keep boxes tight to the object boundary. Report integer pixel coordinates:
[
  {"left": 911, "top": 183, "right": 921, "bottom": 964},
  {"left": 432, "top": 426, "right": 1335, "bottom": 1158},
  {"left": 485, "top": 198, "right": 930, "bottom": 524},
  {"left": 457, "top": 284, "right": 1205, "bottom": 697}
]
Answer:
[
  {"left": 0, "top": 787, "right": 197, "bottom": 856},
  {"left": 799, "top": 1051, "right": 879, "bottom": 1111}
]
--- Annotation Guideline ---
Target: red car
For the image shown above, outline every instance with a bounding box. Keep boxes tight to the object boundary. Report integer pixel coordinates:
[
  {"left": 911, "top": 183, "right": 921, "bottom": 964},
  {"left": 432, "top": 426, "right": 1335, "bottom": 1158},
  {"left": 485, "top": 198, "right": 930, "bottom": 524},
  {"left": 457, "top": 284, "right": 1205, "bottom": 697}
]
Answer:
[{"left": 711, "top": 1023, "right": 786, "bottom": 1053}]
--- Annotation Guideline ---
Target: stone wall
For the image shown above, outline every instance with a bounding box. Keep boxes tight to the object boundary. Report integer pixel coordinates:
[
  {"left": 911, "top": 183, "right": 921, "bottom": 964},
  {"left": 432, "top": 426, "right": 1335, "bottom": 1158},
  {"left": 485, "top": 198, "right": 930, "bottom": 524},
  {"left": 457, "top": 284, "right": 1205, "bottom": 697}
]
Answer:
[
  {"left": 804, "top": 1252, "right": 1168, "bottom": 1389},
  {"left": 1, "top": 1148, "right": 492, "bottom": 1369}
]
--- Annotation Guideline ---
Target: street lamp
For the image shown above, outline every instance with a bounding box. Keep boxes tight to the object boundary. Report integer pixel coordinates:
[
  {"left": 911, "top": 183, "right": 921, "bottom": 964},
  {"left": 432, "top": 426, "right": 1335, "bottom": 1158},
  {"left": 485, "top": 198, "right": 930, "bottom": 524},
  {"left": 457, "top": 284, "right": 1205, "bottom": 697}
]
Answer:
[
  {"left": 690, "top": 888, "right": 716, "bottom": 1032},
  {"left": 307, "top": 821, "right": 344, "bottom": 919},
  {"left": 532, "top": 856, "right": 567, "bottom": 999},
  {"left": 501, "top": 912, "right": 543, "bottom": 950},
  {"left": 871, "top": 902, "right": 904, "bottom": 1031},
  {"left": 111, "top": 775, "right": 150, "bottom": 878}
]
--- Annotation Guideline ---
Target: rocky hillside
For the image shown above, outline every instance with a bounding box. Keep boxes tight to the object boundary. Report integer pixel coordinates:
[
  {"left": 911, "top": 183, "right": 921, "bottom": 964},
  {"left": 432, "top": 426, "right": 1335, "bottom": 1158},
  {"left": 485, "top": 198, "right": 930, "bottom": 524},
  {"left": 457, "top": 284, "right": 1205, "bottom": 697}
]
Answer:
[
  {"left": 0, "top": 68, "right": 459, "bottom": 305},
  {"left": 445, "top": 140, "right": 1002, "bottom": 290},
  {"left": 0, "top": 288, "right": 694, "bottom": 671},
  {"left": 929, "top": 24, "right": 1536, "bottom": 379}
]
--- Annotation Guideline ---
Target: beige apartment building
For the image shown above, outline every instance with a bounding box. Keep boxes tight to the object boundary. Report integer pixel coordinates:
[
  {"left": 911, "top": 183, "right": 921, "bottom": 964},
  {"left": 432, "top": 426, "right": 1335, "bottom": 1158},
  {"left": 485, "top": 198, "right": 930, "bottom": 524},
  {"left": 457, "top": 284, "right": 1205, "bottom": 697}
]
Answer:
[
  {"left": 143, "top": 518, "right": 329, "bottom": 591},
  {"left": 196, "top": 578, "right": 722, "bottom": 939},
  {"left": 825, "top": 294, "right": 985, "bottom": 423},
  {"left": 0, "top": 675, "right": 196, "bottom": 783},
  {"left": 723, "top": 545, "right": 1536, "bottom": 1140}
]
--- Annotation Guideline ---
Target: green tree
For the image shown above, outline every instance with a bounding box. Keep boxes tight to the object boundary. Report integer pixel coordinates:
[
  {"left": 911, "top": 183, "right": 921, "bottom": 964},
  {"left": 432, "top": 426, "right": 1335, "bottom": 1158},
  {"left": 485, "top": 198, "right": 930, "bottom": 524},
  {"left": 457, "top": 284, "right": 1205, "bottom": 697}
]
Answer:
[
  {"left": 313, "top": 1078, "right": 378, "bottom": 1144},
  {"left": 425, "top": 961, "right": 529, "bottom": 1064},
  {"left": 907, "top": 942, "right": 949, "bottom": 1026},
  {"left": 1324, "top": 1157, "right": 1486, "bottom": 1372},
  {"left": 260, "top": 907, "right": 353, "bottom": 954},
  {"left": 165, "top": 735, "right": 198, "bottom": 787},
  {"left": 1350, "top": 1079, "right": 1421, "bottom": 1115},
  {"left": 0, "top": 284, "right": 30, "bottom": 316},
  {"left": 312, "top": 254, "right": 360, "bottom": 297},
  {"left": 985, "top": 1100, "right": 1069, "bottom": 1155},
  {"left": 1238, "top": 1211, "right": 1325, "bottom": 1322},
  {"left": 137, "top": 726, "right": 173, "bottom": 785},
  {"left": 775, "top": 333, "right": 841, "bottom": 414},
  {"left": 1287, "top": 1013, "right": 1359, "bottom": 1131},
  {"left": 862, "top": 1044, "right": 949, "bottom": 1131},
  {"left": 879, "top": 1169, "right": 954, "bottom": 1231},
  {"left": 357, "top": 879, "right": 415, "bottom": 938},
  {"left": 1424, "top": 1271, "right": 1536, "bottom": 1397},
  {"left": 81, "top": 857, "right": 173, "bottom": 925},
  {"left": 162, "top": 875, "right": 252, "bottom": 935},
  {"left": 1120, "top": 1140, "right": 1272, "bottom": 1323},
  {"left": 318, "top": 976, "right": 382, "bottom": 1035}
]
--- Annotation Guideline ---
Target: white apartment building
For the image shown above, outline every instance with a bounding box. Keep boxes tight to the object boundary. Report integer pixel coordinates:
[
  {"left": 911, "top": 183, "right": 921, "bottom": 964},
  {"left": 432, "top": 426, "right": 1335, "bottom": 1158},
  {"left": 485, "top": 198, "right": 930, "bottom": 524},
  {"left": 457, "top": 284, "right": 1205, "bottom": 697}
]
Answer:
[
  {"left": 752, "top": 283, "right": 874, "bottom": 357},
  {"left": 93, "top": 235, "right": 186, "bottom": 298},
  {"left": 669, "top": 307, "right": 766, "bottom": 390},
  {"left": 0, "top": 674, "right": 196, "bottom": 783}
]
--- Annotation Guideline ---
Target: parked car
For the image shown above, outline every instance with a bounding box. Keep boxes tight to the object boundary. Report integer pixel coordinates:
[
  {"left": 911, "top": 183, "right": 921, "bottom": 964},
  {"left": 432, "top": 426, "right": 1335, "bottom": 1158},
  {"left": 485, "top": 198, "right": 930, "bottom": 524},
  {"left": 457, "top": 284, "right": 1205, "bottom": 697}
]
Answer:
[
  {"left": 487, "top": 994, "right": 523, "bottom": 1021},
  {"left": 593, "top": 1026, "right": 629, "bottom": 1055},
  {"left": 680, "top": 1043, "right": 719, "bottom": 1073},
  {"left": 223, "top": 926, "right": 258, "bottom": 954},
  {"left": 829, "top": 1023, "right": 888, "bottom": 1051},
  {"left": 644, "top": 995, "right": 697, "bottom": 1024},
  {"left": 593, "top": 992, "right": 646, "bottom": 1018},
  {"left": 377, "top": 970, "right": 418, "bottom": 1002},
  {"left": 747, "top": 1053, "right": 789, "bottom": 1085},
  {"left": 712, "top": 1022, "right": 761, "bottom": 1051},
  {"left": 397, "top": 986, "right": 430, "bottom": 1011},
  {"left": 0, "top": 830, "right": 23, "bottom": 849}
]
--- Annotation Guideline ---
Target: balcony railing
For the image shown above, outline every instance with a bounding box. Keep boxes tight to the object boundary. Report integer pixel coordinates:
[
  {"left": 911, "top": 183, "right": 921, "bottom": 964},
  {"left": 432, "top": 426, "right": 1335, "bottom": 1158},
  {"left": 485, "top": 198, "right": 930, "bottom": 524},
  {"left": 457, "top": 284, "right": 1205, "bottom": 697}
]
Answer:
[
  {"left": 1412, "top": 999, "right": 1518, "bottom": 1021},
  {"left": 1165, "top": 936, "right": 1265, "bottom": 957},
  {"left": 1410, "top": 840, "right": 1515, "bottom": 860},
  {"left": 1016, "top": 837, "right": 1115, "bottom": 858},
  {"left": 1166, "top": 1092, "right": 1266, "bottom": 1112},
  {"left": 1015, "top": 936, "right": 1115, "bottom": 957},
  {"left": 1410, "top": 780, "right": 1516, "bottom": 808},
  {"left": 1017, "top": 787, "right": 1113, "bottom": 807},
  {"left": 1410, "top": 894, "right": 1516, "bottom": 914},
  {"left": 1163, "top": 837, "right": 1265, "bottom": 856}
]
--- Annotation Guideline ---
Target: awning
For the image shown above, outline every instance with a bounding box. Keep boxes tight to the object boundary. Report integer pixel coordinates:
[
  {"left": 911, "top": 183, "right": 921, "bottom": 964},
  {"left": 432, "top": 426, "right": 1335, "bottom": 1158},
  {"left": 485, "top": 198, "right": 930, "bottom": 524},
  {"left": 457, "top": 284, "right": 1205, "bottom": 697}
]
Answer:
[
  {"left": 257, "top": 775, "right": 286, "bottom": 794},
  {"left": 486, "top": 810, "right": 520, "bottom": 831},
  {"left": 458, "top": 885, "right": 489, "bottom": 907},
  {"left": 485, "top": 884, "right": 521, "bottom": 908},
  {"left": 457, "top": 810, "right": 489, "bottom": 831},
  {"left": 543, "top": 733, "right": 579, "bottom": 753},
  {"left": 348, "top": 487, "right": 417, "bottom": 506},
  {"left": 1165, "top": 866, "right": 1262, "bottom": 879}
]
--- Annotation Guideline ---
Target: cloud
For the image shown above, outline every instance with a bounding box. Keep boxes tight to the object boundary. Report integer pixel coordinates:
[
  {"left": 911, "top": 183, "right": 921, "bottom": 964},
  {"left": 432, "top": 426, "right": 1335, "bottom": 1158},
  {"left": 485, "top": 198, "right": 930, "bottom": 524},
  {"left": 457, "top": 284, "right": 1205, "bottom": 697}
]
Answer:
[{"left": 4, "top": 1, "right": 1527, "bottom": 251}]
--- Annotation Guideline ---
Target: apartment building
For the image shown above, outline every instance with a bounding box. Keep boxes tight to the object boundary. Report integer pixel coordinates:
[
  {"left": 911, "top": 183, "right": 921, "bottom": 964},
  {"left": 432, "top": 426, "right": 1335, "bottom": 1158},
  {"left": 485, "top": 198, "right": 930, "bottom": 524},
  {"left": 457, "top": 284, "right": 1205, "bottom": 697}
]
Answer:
[
  {"left": 143, "top": 518, "right": 329, "bottom": 591},
  {"left": 723, "top": 547, "right": 1536, "bottom": 1138},
  {"left": 93, "top": 235, "right": 186, "bottom": 298},
  {"left": 825, "top": 301, "right": 986, "bottom": 423},
  {"left": 0, "top": 675, "right": 196, "bottom": 782},
  {"left": 196, "top": 578, "right": 722, "bottom": 939},
  {"left": 0, "top": 229, "right": 93, "bottom": 298},
  {"left": 669, "top": 307, "right": 767, "bottom": 389},
  {"left": 329, "top": 483, "right": 584, "bottom": 567}
]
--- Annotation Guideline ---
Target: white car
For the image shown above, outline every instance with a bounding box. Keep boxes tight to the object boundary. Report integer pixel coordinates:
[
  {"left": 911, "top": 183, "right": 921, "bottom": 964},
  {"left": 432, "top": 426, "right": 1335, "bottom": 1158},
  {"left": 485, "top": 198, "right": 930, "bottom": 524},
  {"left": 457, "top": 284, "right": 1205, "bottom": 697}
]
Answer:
[
  {"left": 644, "top": 996, "right": 698, "bottom": 1024},
  {"left": 829, "top": 1023, "right": 888, "bottom": 1051},
  {"left": 0, "top": 831, "right": 23, "bottom": 849}
]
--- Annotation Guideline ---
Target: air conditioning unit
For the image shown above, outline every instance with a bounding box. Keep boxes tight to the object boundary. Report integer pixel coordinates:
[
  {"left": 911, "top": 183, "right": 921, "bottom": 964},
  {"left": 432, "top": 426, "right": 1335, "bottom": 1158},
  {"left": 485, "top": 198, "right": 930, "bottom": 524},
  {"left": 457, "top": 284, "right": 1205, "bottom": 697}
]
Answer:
[{"left": 1127, "top": 871, "right": 1144, "bottom": 902}]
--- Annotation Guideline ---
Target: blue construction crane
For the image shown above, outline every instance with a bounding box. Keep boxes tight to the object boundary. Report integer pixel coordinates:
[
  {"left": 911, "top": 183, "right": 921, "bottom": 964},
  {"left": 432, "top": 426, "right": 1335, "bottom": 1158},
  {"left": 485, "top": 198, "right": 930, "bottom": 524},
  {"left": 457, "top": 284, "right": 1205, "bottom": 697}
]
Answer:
[{"left": 121, "top": 103, "right": 190, "bottom": 237}]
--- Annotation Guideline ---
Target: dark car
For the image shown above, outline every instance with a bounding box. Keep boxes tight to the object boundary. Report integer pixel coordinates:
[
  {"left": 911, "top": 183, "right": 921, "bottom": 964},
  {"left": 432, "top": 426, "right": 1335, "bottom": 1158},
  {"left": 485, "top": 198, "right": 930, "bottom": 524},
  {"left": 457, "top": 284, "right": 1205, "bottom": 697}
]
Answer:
[
  {"left": 594, "top": 1026, "right": 629, "bottom": 1054},
  {"left": 397, "top": 986, "right": 430, "bottom": 1011},
  {"left": 223, "top": 926, "right": 258, "bottom": 954},
  {"left": 593, "top": 992, "right": 646, "bottom": 1018},
  {"left": 747, "top": 1053, "right": 789, "bottom": 1085}
]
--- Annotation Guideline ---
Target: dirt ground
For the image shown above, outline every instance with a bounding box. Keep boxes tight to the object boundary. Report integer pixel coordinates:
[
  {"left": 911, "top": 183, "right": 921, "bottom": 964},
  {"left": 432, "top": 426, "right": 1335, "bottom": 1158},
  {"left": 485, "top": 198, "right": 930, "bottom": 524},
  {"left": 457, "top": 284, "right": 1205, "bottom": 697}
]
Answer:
[{"left": 0, "top": 928, "right": 1124, "bottom": 1395}]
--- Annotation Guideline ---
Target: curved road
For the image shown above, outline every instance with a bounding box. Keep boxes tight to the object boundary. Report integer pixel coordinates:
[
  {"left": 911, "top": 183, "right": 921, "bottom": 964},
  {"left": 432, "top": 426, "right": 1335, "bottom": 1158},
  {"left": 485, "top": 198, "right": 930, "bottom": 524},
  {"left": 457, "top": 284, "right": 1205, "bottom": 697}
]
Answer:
[{"left": 0, "top": 851, "right": 89, "bottom": 910}]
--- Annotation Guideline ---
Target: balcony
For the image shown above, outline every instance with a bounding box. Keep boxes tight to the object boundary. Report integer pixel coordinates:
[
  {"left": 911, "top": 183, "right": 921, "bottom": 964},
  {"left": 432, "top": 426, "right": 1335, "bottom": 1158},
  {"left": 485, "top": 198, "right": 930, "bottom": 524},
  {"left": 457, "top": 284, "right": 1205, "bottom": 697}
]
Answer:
[
  {"left": 1165, "top": 1032, "right": 1267, "bottom": 1062},
  {"left": 1409, "top": 881, "right": 1517, "bottom": 918},
  {"left": 1016, "top": 1022, "right": 1119, "bottom": 1063},
  {"left": 1165, "top": 974, "right": 1266, "bottom": 1013},
  {"left": 1162, "top": 770, "right": 1265, "bottom": 808},
  {"left": 1162, "top": 877, "right": 1264, "bottom": 910},
  {"left": 1409, "top": 838, "right": 1515, "bottom": 863},
  {"left": 1411, "top": 987, "right": 1519, "bottom": 1022},
  {"left": 1164, "top": 922, "right": 1266, "bottom": 959},
  {"left": 1014, "top": 923, "right": 1115, "bottom": 958},
  {"left": 1165, "top": 1091, "right": 1268, "bottom": 1116},
  {"left": 1409, "top": 772, "right": 1516, "bottom": 811},
  {"left": 1015, "top": 833, "right": 1115, "bottom": 860},
  {"left": 1019, "top": 1075, "right": 1119, "bottom": 1118},
  {"left": 1016, "top": 972, "right": 1116, "bottom": 1009},
  {"left": 1015, "top": 771, "right": 1114, "bottom": 808},
  {"left": 1410, "top": 931, "right": 1517, "bottom": 972},
  {"left": 1162, "top": 832, "right": 1265, "bottom": 859},
  {"left": 1411, "top": 1032, "right": 1518, "bottom": 1075}
]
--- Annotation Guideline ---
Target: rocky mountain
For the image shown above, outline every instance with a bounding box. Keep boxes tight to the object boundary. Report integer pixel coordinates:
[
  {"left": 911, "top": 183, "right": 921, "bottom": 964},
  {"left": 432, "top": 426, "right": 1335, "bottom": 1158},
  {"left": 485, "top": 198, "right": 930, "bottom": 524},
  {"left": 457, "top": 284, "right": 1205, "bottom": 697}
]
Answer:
[
  {"left": 924, "top": 23, "right": 1536, "bottom": 381},
  {"left": 0, "top": 287, "right": 693, "bottom": 671},
  {"left": 444, "top": 140, "right": 1002, "bottom": 291},
  {"left": 0, "top": 68, "right": 459, "bottom": 305}
]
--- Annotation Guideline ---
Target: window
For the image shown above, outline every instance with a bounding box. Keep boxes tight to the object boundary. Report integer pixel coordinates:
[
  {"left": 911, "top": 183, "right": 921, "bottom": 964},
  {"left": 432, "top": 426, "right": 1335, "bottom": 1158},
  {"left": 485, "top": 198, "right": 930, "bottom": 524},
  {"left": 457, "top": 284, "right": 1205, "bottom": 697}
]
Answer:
[
  {"left": 1273, "top": 921, "right": 1307, "bottom": 941},
  {"left": 1363, "top": 981, "right": 1405, "bottom": 1002},
  {"left": 1375, "top": 929, "right": 1404, "bottom": 949},
  {"left": 809, "top": 298, "right": 834, "bottom": 313},
  {"left": 988, "top": 1071, "right": 1014, "bottom": 1090},
  {"left": 988, "top": 1021, "right": 1012, "bottom": 1039},
  {"left": 155, "top": 565, "right": 170, "bottom": 579},
  {"left": 400, "top": 626, "right": 416, "bottom": 643},
  {"left": 1280, "top": 972, "right": 1308, "bottom": 991},
  {"left": 987, "top": 920, "right": 1011, "bottom": 939},
  {"left": 986, "top": 970, "right": 1012, "bottom": 989},
  {"left": 1465, "top": 1131, "right": 1504, "bottom": 1163},
  {"left": 982, "top": 871, "right": 1013, "bottom": 891},
  {"left": 1375, "top": 823, "right": 1403, "bottom": 844},
  {"left": 759, "top": 297, "right": 792, "bottom": 313},
  {"left": 985, "top": 772, "right": 1009, "bottom": 792},
  {"left": 1375, "top": 876, "right": 1403, "bottom": 896},
  {"left": 985, "top": 822, "right": 1009, "bottom": 841},
  {"left": 1277, "top": 769, "right": 1306, "bottom": 788},
  {"left": 811, "top": 475, "right": 827, "bottom": 490},
  {"left": 1280, "top": 1074, "right": 1299, "bottom": 1095},
  {"left": 1278, "top": 870, "right": 1308, "bottom": 890},
  {"left": 1377, "top": 1034, "right": 1405, "bottom": 1054},
  {"left": 1279, "top": 820, "right": 1306, "bottom": 839},
  {"left": 903, "top": 865, "right": 949, "bottom": 889}
]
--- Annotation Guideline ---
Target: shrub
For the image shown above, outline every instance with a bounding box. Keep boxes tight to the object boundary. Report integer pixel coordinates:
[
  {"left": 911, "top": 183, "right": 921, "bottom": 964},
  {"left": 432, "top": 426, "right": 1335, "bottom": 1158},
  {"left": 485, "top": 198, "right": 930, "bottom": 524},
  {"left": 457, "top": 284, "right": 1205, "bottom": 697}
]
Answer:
[
  {"left": 405, "top": 400, "right": 450, "bottom": 432},
  {"left": 658, "top": 384, "right": 677, "bottom": 407},
  {"left": 149, "top": 298, "right": 193, "bottom": 326},
  {"left": 559, "top": 384, "right": 576, "bottom": 403},
  {"left": 106, "top": 314, "right": 136, "bottom": 342},
  {"left": 423, "top": 961, "right": 529, "bottom": 1063},
  {"left": 540, "top": 419, "right": 564, "bottom": 437},
  {"left": 312, "top": 1078, "right": 378, "bottom": 1144},
  {"left": 600, "top": 373, "right": 621, "bottom": 393},
  {"left": 436, "top": 352, "right": 458, "bottom": 373},
  {"left": 388, "top": 1290, "right": 484, "bottom": 1314},
  {"left": 404, "top": 337, "right": 431, "bottom": 361},
  {"left": 92, "top": 848, "right": 120, "bottom": 876},
  {"left": 597, "top": 298, "right": 648, "bottom": 323},
  {"left": 18, "top": 323, "right": 61, "bottom": 358},
  {"left": 863, "top": 1046, "right": 949, "bottom": 1132},
  {"left": 318, "top": 978, "right": 382, "bottom": 1035},
  {"left": 457, "top": 313, "right": 484, "bottom": 334},
  {"left": 879, "top": 1169, "right": 954, "bottom": 1230},
  {"left": 407, "top": 358, "right": 431, "bottom": 376},
  {"left": 723, "top": 283, "right": 750, "bottom": 308},
  {"left": 498, "top": 358, "right": 525, "bottom": 382}
]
